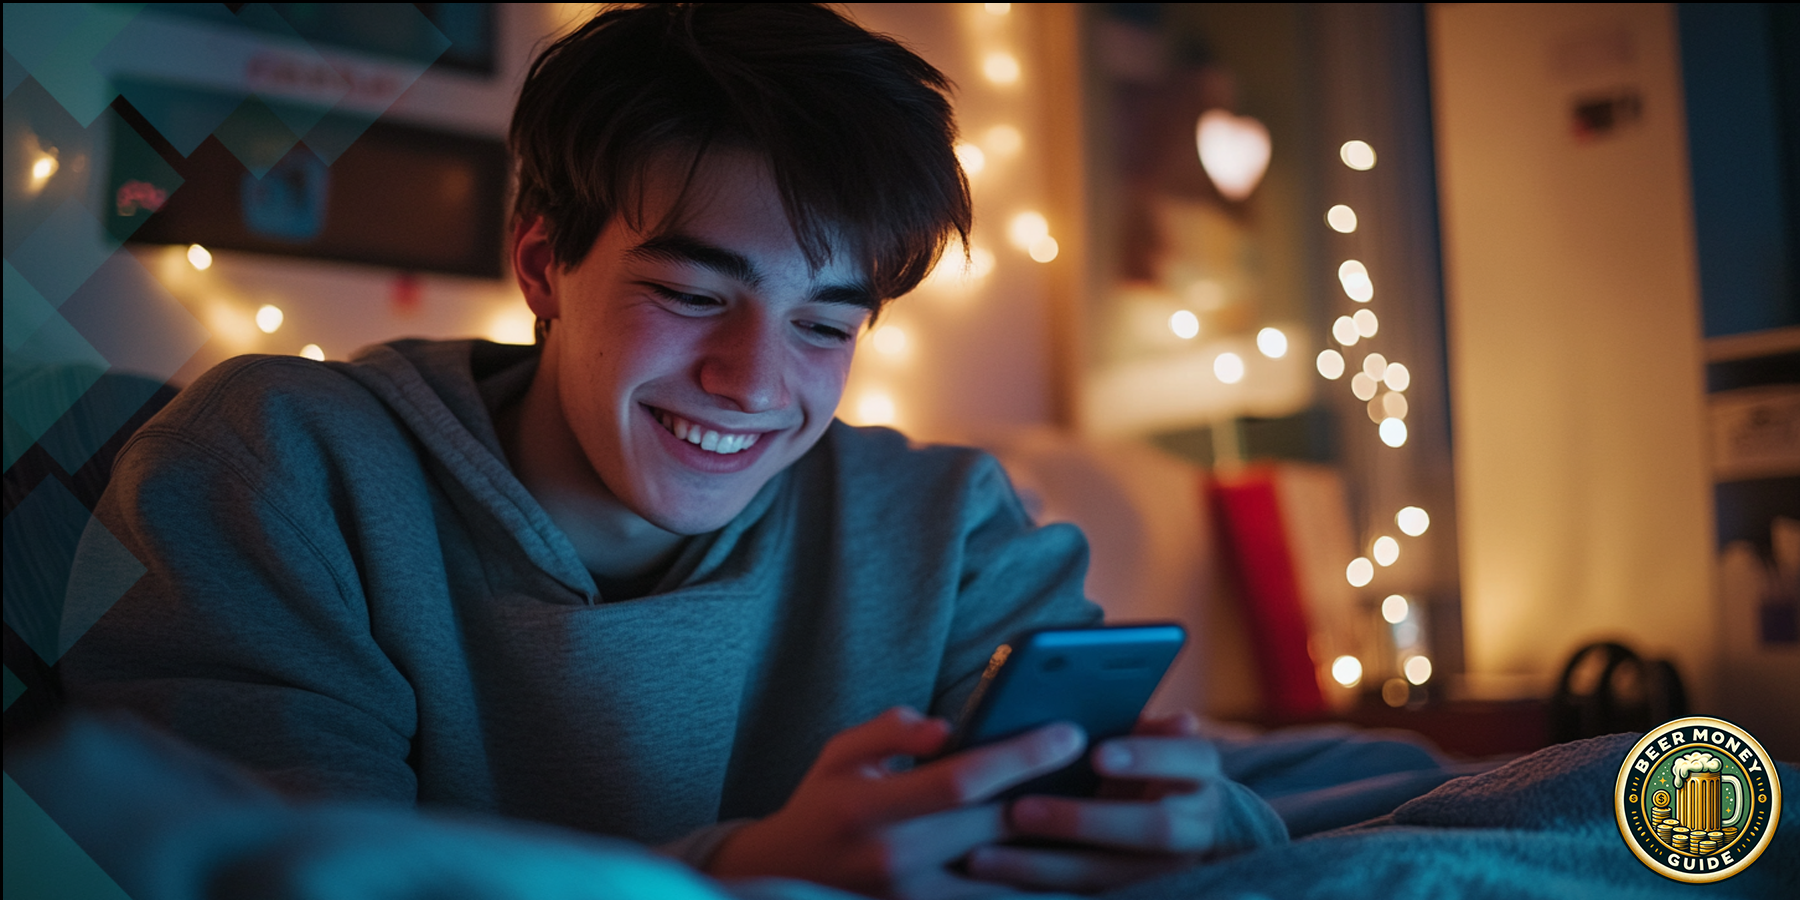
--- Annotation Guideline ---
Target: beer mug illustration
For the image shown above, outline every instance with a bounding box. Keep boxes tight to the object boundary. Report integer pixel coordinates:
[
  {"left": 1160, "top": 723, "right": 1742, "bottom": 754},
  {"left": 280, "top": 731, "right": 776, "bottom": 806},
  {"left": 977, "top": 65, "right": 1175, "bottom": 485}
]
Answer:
[{"left": 1673, "top": 752, "right": 1744, "bottom": 834}]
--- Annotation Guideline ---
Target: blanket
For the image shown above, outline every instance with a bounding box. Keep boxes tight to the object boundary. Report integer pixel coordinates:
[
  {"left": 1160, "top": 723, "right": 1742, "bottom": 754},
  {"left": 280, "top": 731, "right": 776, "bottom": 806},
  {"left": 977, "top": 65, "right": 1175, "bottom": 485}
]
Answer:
[{"left": 6, "top": 715, "right": 1793, "bottom": 899}]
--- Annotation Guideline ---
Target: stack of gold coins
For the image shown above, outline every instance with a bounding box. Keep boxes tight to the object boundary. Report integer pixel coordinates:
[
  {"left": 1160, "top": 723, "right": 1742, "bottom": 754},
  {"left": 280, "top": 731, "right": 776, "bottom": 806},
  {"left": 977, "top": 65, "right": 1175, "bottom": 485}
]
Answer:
[
  {"left": 1709, "top": 830, "right": 1725, "bottom": 847},
  {"left": 1672, "top": 826, "right": 1691, "bottom": 852},
  {"left": 1722, "top": 826, "right": 1738, "bottom": 840},
  {"left": 1651, "top": 790, "right": 1672, "bottom": 826},
  {"left": 1656, "top": 818, "right": 1675, "bottom": 844}
]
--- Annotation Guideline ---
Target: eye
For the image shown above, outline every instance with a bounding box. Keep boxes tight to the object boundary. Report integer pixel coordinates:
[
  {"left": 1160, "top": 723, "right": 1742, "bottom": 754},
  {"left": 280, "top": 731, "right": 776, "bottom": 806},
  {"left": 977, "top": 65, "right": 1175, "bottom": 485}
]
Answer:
[
  {"left": 643, "top": 283, "right": 721, "bottom": 311},
  {"left": 798, "top": 321, "right": 855, "bottom": 344}
]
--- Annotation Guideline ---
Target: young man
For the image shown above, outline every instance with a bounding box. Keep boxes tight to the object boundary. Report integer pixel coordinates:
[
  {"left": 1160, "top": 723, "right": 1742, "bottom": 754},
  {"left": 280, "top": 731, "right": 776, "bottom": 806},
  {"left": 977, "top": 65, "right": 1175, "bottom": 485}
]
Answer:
[{"left": 62, "top": 5, "right": 1284, "bottom": 895}]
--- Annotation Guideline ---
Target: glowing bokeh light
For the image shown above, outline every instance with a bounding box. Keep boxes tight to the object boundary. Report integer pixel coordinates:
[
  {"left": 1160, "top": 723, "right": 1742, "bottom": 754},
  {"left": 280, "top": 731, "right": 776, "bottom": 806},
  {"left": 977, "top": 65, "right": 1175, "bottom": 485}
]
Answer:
[
  {"left": 1382, "top": 594, "right": 1409, "bottom": 624},
  {"left": 857, "top": 392, "right": 897, "bottom": 425},
  {"left": 1008, "top": 211, "right": 1049, "bottom": 249},
  {"left": 255, "top": 304, "right": 284, "bottom": 334},
  {"left": 1331, "top": 655, "right": 1364, "bottom": 687},
  {"left": 1256, "top": 327, "right": 1288, "bottom": 358},
  {"left": 1347, "top": 557, "right": 1374, "bottom": 587},
  {"left": 1169, "top": 310, "right": 1201, "bottom": 340},
  {"left": 1404, "top": 655, "right": 1433, "bottom": 685},
  {"left": 1373, "top": 535, "right": 1400, "bottom": 567},
  {"left": 187, "top": 244, "right": 213, "bottom": 270},
  {"left": 1353, "top": 308, "right": 1379, "bottom": 338},
  {"left": 1028, "top": 235, "right": 1059, "bottom": 263},
  {"left": 1326, "top": 204, "right": 1358, "bottom": 233},
  {"left": 1362, "top": 352, "right": 1388, "bottom": 380},
  {"left": 983, "top": 53, "right": 1021, "bottom": 84},
  {"left": 1214, "top": 352, "right": 1246, "bottom": 384},
  {"left": 1384, "top": 362, "right": 1411, "bottom": 392},
  {"left": 1379, "top": 417, "right": 1408, "bottom": 447},
  {"left": 1338, "top": 259, "right": 1374, "bottom": 302},
  {"left": 1340, "top": 140, "right": 1377, "bottom": 170},
  {"left": 955, "top": 142, "right": 986, "bottom": 176},
  {"left": 1397, "top": 506, "right": 1430, "bottom": 536},
  {"left": 1381, "top": 391, "right": 1409, "bottom": 419},
  {"left": 1332, "top": 315, "right": 1360, "bottom": 346},
  {"left": 1351, "top": 372, "right": 1378, "bottom": 401},
  {"left": 1317, "top": 348, "right": 1346, "bottom": 379},
  {"left": 872, "top": 326, "right": 908, "bottom": 357},
  {"left": 985, "top": 124, "right": 1023, "bottom": 156},
  {"left": 299, "top": 343, "right": 325, "bottom": 361},
  {"left": 985, "top": 2, "right": 1011, "bottom": 14},
  {"left": 31, "top": 155, "right": 58, "bottom": 183}
]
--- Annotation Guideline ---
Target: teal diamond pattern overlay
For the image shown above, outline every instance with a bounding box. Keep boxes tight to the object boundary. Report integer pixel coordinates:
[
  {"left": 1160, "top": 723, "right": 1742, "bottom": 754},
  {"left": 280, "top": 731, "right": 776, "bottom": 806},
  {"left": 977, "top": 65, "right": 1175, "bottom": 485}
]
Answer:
[
  {"left": 7, "top": 198, "right": 120, "bottom": 309},
  {"left": 3, "top": 774, "right": 134, "bottom": 900},
  {"left": 4, "top": 260, "right": 55, "bottom": 352},
  {"left": 3, "top": 664, "right": 23, "bottom": 711},
  {"left": 2, "top": 478, "right": 144, "bottom": 666},
  {"left": 3, "top": 46, "right": 24, "bottom": 98},
  {"left": 0, "top": 3, "right": 140, "bottom": 127}
]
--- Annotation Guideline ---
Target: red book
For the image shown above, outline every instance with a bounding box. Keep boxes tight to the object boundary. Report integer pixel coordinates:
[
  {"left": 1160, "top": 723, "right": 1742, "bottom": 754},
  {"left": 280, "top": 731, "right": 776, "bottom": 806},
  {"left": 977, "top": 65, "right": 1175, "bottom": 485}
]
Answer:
[{"left": 1208, "top": 466, "right": 1327, "bottom": 717}]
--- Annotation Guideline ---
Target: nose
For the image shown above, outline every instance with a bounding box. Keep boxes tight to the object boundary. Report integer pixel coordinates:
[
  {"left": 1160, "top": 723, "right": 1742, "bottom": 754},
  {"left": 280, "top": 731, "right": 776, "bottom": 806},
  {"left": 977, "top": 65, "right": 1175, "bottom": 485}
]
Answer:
[{"left": 698, "top": 309, "right": 790, "bottom": 413}]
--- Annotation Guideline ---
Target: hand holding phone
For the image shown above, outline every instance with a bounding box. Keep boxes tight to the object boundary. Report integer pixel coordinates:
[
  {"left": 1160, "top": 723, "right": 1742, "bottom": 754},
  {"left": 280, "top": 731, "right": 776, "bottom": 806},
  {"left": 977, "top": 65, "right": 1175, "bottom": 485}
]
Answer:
[{"left": 941, "top": 623, "right": 1186, "bottom": 799}]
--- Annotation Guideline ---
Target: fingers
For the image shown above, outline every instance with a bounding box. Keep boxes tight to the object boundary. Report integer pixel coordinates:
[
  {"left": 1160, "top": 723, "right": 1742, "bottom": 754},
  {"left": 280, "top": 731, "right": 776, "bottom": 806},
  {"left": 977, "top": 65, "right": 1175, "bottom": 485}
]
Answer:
[
  {"left": 1091, "top": 733, "right": 1221, "bottom": 785},
  {"left": 1008, "top": 795, "right": 1217, "bottom": 854},
  {"left": 873, "top": 722, "right": 1086, "bottom": 819},
  {"left": 964, "top": 844, "right": 1192, "bottom": 893},
  {"left": 815, "top": 707, "right": 951, "bottom": 774},
  {"left": 1134, "top": 709, "right": 1202, "bottom": 737}
]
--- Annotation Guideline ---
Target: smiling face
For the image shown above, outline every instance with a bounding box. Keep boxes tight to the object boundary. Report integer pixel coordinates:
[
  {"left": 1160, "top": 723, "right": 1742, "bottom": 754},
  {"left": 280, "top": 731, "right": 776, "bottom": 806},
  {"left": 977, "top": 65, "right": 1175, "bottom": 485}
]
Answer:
[{"left": 516, "top": 151, "right": 874, "bottom": 536}]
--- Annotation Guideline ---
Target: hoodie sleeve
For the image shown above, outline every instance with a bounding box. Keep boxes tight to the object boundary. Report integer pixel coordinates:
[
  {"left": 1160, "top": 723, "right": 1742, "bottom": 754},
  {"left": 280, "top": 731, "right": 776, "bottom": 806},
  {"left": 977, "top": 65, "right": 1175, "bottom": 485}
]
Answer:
[{"left": 58, "top": 359, "right": 421, "bottom": 803}]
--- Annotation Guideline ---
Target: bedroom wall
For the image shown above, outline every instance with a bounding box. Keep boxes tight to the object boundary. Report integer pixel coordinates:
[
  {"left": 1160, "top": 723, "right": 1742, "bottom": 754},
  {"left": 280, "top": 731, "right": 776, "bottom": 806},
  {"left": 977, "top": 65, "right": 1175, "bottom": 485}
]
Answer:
[{"left": 1427, "top": 4, "right": 1717, "bottom": 701}]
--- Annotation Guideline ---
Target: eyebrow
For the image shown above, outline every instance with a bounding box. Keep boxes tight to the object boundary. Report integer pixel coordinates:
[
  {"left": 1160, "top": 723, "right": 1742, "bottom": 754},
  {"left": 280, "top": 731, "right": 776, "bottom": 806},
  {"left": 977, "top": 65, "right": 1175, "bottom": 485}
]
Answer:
[{"left": 626, "top": 233, "right": 880, "bottom": 313}]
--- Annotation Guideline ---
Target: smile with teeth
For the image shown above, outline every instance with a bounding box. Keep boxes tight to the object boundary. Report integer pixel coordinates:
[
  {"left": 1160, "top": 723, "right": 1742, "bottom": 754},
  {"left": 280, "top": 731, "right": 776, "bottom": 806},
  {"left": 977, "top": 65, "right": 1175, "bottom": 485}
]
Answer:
[{"left": 653, "top": 409, "right": 763, "bottom": 455}]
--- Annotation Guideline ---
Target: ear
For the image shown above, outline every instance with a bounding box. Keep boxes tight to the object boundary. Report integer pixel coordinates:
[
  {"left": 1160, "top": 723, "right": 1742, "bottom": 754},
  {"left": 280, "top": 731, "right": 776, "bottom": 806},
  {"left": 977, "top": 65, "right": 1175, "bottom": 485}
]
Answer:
[{"left": 512, "top": 215, "right": 561, "bottom": 320}]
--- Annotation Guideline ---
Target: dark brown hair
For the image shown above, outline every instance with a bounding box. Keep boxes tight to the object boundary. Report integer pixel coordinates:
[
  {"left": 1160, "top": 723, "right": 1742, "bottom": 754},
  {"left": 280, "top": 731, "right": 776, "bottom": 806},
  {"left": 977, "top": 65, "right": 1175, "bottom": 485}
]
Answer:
[{"left": 509, "top": 3, "right": 971, "bottom": 303}]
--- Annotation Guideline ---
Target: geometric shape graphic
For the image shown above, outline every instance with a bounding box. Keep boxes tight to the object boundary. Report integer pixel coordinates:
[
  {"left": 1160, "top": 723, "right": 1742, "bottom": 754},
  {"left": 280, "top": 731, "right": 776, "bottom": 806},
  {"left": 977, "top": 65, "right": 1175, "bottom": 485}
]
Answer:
[
  {"left": 31, "top": 370, "right": 171, "bottom": 477},
  {"left": 3, "top": 774, "right": 134, "bottom": 900},
  {"left": 57, "top": 250, "right": 209, "bottom": 385},
  {"left": 0, "top": 3, "right": 137, "bottom": 127},
  {"left": 3, "top": 664, "right": 23, "bottom": 710},
  {"left": 57, "top": 510, "right": 147, "bottom": 665},
  {"left": 4, "top": 260, "right": 56, "bottom": 352},
  {"left": 110, "top": 76, "right": 247, "bottom": 159},
  {"left": 213, "top": 94, "right": 303, "bottom": 179},
  {"left": 2, "top": 478, "right": 95, "bottom": 665},
  {"left": 6, "top": 198, "right": 119, "bottom": 309},
  {"left": 3, "top": 360, "right": 107, "bottom": 475},
  {"left": 1616, "top": 716, "right": 1782, "bottom": 883},
  {"left": 3, "top": 46, "right": 24, "bottom": 99}
]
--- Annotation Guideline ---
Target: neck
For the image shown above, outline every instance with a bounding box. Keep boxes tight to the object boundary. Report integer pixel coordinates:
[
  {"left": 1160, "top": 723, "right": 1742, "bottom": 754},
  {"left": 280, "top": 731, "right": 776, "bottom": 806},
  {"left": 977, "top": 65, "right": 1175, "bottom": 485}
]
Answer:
[{"left": 500, "top": 339, "right": 685, "bottom": 585}]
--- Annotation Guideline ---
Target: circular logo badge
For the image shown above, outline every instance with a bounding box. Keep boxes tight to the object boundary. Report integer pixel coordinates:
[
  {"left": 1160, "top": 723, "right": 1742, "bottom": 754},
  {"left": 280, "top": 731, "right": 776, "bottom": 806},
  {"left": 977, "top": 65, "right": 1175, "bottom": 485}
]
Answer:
[{"left": 1615, "top": 716, "right": 1782, "bottom": 882}]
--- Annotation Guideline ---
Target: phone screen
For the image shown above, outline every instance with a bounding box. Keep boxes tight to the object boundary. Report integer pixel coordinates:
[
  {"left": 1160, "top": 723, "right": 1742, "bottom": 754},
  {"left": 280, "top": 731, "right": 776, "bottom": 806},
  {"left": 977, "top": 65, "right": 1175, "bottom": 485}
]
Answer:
[{"left": 944, "top": 623, "right": 1186, "bottom": 798}]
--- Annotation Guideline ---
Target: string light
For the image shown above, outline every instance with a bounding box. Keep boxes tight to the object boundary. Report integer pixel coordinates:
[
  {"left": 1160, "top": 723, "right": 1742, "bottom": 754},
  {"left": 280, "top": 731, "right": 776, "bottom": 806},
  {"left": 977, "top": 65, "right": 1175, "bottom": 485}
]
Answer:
[
  {"left": 872, "top": 326, "right": 908, "bottom": 357},
  {"left": 982, "top": 52, "right": 1021, "bottom": 84},
  {"left": 1373, "top": 535, "right": 1400, "bottom": 566},
  {"left": 1397, "top": 506, "right": 1430, "bottom": 536},
  {"left": 1353, "top": 308, "right": 1379, "bottom": 338},
  {"left": 1384, "top": 362, "right": 1411, "bottom": 391},
  {"left": 1404, "top": 655, "right": 1433, "bottom": 685},
  {"left": 1346, "top": 557, "right": 1375, "bottom": 587},
  {"left": 955, "top": 142, "right": 987, "bottom": 176},
  {"left": 1170, "top": 310, "right": 1201, "bottom": 340},
  {"left": 1351, "top": 372, "right": 1378, "bottom": 401},
  {"left": 1256, "top": 327, "right": 1288, "bottom": 358},
  {"left": 1362, "top": 352, "right": 1388, "bottom": 380},
  {"left": 1340, "top": 140, "right": 1376, "bottom": 170},
  {"left": 1326, "top": 204, "right": 1358, "bottom": 233},
  {"left": 1379, "top": 417, "right": 1408, "bottom": 447},
  {"left": 857, "top": 391, "right": 897, "bottom": 425},
  {"left": 1331, "top": 655, "right": 1363, "bottom": 687},
  {"left": 1332, "top": 316, "right": 1360, "bottom": 346},
  {"left": 299, "top": 344, "right": 325, "bottom": 361},
  {"left": 255, "top": 304, "right": 284, "bottom": 333},
  {"left": 1317, "top": 348, "right": 1346, "bottom": 379},
  {"left": 1382, "top": 594, "right": 1409, "bottom": 623},
  {"left": 187, "top": 244, "right": 213, "bottom": 270},
  {"left": 1213, "top": 352, "right": 1245, "bottom": 384},
  {"left": 1028, "top": 235, "right": 1059, "bottom": 263}
]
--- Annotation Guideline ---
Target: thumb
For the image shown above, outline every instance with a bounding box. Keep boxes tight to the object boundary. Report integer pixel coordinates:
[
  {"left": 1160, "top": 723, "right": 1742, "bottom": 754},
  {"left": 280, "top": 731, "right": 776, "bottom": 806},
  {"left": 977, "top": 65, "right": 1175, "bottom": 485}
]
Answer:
[{"left": 816, "top": 707, "right": 950, "bottom": 773}]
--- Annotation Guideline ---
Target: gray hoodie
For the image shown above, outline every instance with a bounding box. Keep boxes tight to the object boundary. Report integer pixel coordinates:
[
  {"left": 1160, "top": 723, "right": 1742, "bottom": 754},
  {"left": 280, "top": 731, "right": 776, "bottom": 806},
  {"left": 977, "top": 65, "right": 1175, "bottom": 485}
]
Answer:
[{"left": 60, "top": 339, "right": 1104, "bottom": 848}]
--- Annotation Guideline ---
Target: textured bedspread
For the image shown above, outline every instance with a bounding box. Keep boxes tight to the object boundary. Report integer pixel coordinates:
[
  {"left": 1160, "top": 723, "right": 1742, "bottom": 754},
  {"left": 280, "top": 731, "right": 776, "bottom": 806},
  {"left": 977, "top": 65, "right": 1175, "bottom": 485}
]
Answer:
[
  {"left": 8, "top": 716, "right": 1794, "bottom": 899},
  {"left": 1103, "top": 734, "right": 1798, "bottom": 899}
]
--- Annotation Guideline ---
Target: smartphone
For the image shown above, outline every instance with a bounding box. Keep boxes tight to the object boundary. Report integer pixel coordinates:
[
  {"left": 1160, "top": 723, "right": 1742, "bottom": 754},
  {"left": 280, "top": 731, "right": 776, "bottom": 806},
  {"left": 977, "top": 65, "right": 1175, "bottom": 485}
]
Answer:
[{"left": 941, "top": 622, "right": 1186, "bottom": 798}]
